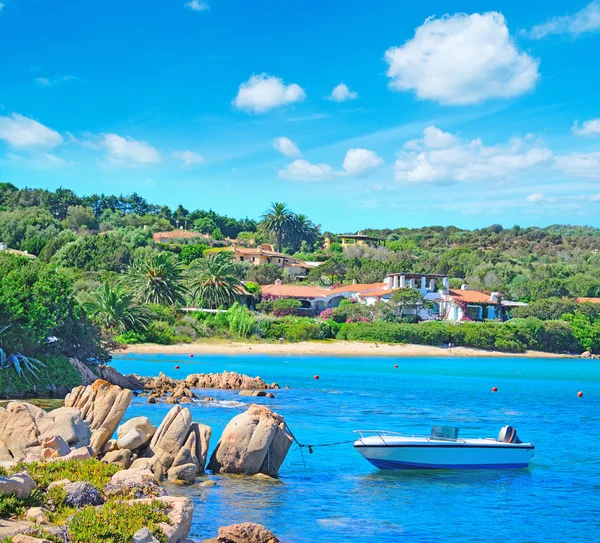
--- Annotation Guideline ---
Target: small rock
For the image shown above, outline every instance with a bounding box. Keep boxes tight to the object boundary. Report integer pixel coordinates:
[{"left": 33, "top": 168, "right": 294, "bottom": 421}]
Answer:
[
  {"left": 147, "top": 397, "right": 157, "bottom": 404},
  {"left": 102, "top": 448, "right": 132, "bottom": 468},
  {"left": 117, "top": 417, "right": 156, "bottom": 451},
  {"left": 47, "top": 479, "right": 71, "bottom": 490},
  {"left": 581, "top": 351, "right": 592, "bottom": 358},
  {"left": 63, "top": 481, "right": 103, "bottom": 508},
  {"left": 167, "top": 463, "right": 198, "bottom": 484},
  {"left": 199, "top": 480, "right": 217, "bottom": 487},
  {"left": 265, "top": 393, "right": 275, "bottom": 399},
  {"left": 25, "top": 506, "right": 49, "bottom": 524},
  {"left": 216, "top": 522, "right": 279, "bottom": 543},
  {"left": 133, "top": 528, "right": 160, "bottom": 543},
  {"left": 0, "top": 472, "right": 37, "bottom": 498},
  {"left": 47, "top": 447, "right": 91, "bottom": 463},
  {"left": 40, "top": 436, "right": 70, "bottom": 459},
  {"left": 165, "top": 396, "right": 179, "bottom": 404},
  {"left": 12, "top": 535, "right": 52, "bottom": 543},
  {"left": 100, "top": 439, "right": 118, "bottom": 456}
]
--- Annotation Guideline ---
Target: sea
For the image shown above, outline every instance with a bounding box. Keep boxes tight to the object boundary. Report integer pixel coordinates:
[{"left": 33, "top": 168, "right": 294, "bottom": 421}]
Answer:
[{"left": 111, "top": 353, "right": 600, "bottom": 543}]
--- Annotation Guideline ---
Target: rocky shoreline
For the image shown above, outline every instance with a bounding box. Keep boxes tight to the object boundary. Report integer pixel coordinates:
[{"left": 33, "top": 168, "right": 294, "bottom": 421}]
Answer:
[{"left": 0, "top": 373, "right": 291, "bottom": 543}]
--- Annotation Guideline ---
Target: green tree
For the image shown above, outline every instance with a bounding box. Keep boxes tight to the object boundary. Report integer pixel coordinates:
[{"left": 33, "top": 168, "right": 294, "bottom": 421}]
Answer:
[
  {"left": 246, "top": 263, "right": 283, "bottom": 285},
  {"left": 128, "top": 252, "right": 187, "bottom": 306},
  {"left": 287, "top": 213, "right": 319, "bottom": 252},
  {"left": 188, "top": 251, "right": 243, "bottom": 309},
  {"left": 179, "top": 244, "right": 209, "bottom": 265},
  {"left": 65, "top": 205, "right": 99, "bottom": 231},
  {"left": 84, "top": 282, "right": 150, "bottom": 332},
  {"left": 193, "top": 217, "right": 217, "bottom": 234},
  {"left": 391, "top": 288, "right": 425, "bottom": 317},
  {"left": 260, "top": 202, "right": 293, "bottom": 253}
]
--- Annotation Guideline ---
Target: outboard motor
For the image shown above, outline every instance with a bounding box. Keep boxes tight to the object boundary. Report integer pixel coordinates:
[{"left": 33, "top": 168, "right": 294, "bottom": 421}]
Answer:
[{"left": 498, "top": 425, "right": 522, "bottom": 444}]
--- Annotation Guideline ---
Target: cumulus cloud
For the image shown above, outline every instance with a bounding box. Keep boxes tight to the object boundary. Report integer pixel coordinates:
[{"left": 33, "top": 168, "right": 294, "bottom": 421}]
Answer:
[
  {"left": 555, "top": 152, "right": 600, "bottom": 180},
  {"left": 273, "top": 137, "right": 301, "bottom": 158},
  {"left": 394, "top": 125, "right": 553, "bottom": 183},
  {"left": 328, "top": 83, "right": 358, "bottom": 102},
  {"left": 185, "top": 0, "right": 209, "bottom": 11},
  {"left": 233, "top": 74, "right": 306, "bottom": 114},
  {"left": 572, "top": 118, "right": 600, "bottom": 137},
  {"left": 173, "top": 150, "right": 204, "bottom": 166},
  {"left": 100, "top": 134, "right": 160, "bottom": 166},
  {"left": 278, "top": 159, "right": 333, "bottom": 181},
  {"left": 526, "top": 192, "right": 547, "bottom": 203},
  {"left": 526, "top": 1, "right": 600, "bottom": 39},
  {"left": 342, "top": 148, "right": 383, "bottom": 176},
  {"left": 384, "top": 12, "right": 539, "bottom": 105},
  {"left": 0, "top": 113, "right": 63, "bottom": 148}
]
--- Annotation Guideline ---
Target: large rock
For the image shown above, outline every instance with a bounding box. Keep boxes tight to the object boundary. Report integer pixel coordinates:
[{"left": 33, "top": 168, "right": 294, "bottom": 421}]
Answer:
[
  {"left": 0, "top": 402, "right": 90, "bottom": 462},
  {"left": 65, "top": 380, "right": 132, "bottom": 455},
  {"left": 104, "top": 468, "right": 165, "bottom": 499},
  {"left": 185, "top": 371, "right": 277, "bottom": 390},
  {"left": 117, "top": 417, "right": 156, "bottom": 451},
  {"left": 208, "top": 405, "right": 292, "bottom": 477},
  {"left": 215, "top": 523, "right": 280, "bottom": 543},
  {"left": 0, "top": 472, "right": 37, "bottom": 498},
  {"left": 98, "top": 365, "right": 144, "bottom": 390},
  {"left": 63, "top": 481, "right": 102, "bottom": 508},
  {"left": 145, "top": 405, "right": 192, "bottom": 473},
  {"left": 130, "top": 496, "right": 193, "bottom": 543}
]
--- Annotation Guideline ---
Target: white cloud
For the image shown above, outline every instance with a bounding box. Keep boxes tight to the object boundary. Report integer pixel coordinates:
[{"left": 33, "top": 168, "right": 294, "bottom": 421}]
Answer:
[
  {"left": 101, "top": 134, "right": 160, "bottom": 166},
  {"left": 34, "top": 75, "right": 77, "bottom": 87},
  {"left": 555, "top": 152, "right": 600, "bottom": 180},
  {"left": 572, "top": 118, "right": 600, "bottom": 137},
  {"left": 0, "top": 113, "right": 63, "bottom": 148},
  {"left": 273, "top": 137, "right": 301, "bottom": 158},
  {"left": 526, "top": 192, "right": 547, "bottom": 203},
  {"left": 394, "top": 126, "right": 553, "bottom": 183},
  {"left": 328, "top": 83, "right": 358, "bottom": 102},
  {"left": 278, "top": 159, "right": 333, "bottom": 181},
  {"left": 185, "top": 0, "right": 209, "bottom": 11},
  {"left": 527, "top": 1, "right": 600, "bottom": 39},
  {"left": 384, "top": 12, "right": 539, "bottom": 105},
  {"left": 173, "top": 150, "right": 204, "bottom": 166},
  {"left": 342, "top": 148, "right": 383, "bottom": 176},
  {"left": 233, "top": 73, "right": 306, "bottom": 114}
]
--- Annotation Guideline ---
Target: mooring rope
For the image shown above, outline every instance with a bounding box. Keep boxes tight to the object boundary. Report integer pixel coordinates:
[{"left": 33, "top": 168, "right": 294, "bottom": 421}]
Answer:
[{"left": 285, "top": 423, "right": 355, "bottom": 464}]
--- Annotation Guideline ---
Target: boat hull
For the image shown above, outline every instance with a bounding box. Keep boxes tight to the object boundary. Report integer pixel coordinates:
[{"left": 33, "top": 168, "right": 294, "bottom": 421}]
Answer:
[{"left": 354, "top": 442, "right": 534, "bottom": 470}]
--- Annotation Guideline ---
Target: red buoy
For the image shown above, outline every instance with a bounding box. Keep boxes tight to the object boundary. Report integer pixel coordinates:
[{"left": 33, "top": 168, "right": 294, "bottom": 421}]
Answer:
[
  {"left": 189, "top": 354, "right": 194, "bottom": 358},
  {"left": 492, "top": 387, "right": 498, "bottom": 392},
  {"left": 314, "top": 375, "right": 320, "bottom": 380},
  {"left": 175, "top": 365, "right": 180, "bottom": 370},
  {"left": 394, "top": 364, "right": 399, "bottom": 369},
  {"left": 578, "top": 391, "right": 583, "bottom": 398}
]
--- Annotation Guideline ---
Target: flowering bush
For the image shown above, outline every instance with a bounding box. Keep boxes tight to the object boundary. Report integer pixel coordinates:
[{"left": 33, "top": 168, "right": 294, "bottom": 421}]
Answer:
[{"left": 319, "top": 308, "right": 335, "bottom": 320}]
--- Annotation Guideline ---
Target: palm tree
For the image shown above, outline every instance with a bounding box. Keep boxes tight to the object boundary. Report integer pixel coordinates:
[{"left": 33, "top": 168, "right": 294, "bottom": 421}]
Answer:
[
  {"left": 260, "top": 202, "right": 293, "bottom": 253},
  {"left": 188, "top": 251, "right": 243, "bottom": 309},
  {"left": 288, "top": 213, "right": 319, "bottom": 252},
  {"left": 127, "top": 252, "right": 187, "bottom": 306},
  {"left": 84, "top": 282, "right": 150, "bottom": 332}
]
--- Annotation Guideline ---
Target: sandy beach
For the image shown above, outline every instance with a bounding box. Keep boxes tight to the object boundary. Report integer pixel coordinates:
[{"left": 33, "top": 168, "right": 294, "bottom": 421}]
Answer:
[{"left": 117, "top": 340, "right": 572, "bottom": 358}]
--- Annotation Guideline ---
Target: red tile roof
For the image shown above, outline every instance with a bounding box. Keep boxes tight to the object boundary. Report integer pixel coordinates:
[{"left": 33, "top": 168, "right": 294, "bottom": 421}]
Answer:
[
  {"left": 448, "top": 289, "right": 495, "bottom": 304},
  {"left": 260, "top": 282, "right": 387, "bottom": 299}
]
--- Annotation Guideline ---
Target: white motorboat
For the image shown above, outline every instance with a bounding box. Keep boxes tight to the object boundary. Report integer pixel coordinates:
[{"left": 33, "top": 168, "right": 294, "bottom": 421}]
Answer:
[{"left": 354, "top": 426, "right": 534, "bottom": 470}]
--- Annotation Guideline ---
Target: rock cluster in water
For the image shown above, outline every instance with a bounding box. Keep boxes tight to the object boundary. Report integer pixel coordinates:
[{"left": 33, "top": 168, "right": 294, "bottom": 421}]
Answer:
[{"left": 0, "top": 375, "right": 289, "bottom": 542}]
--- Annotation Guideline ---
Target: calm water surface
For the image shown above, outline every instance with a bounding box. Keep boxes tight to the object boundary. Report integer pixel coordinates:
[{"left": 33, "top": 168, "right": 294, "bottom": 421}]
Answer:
[{"left": 112, "top": 354, "right": 600, "bottom": 543}]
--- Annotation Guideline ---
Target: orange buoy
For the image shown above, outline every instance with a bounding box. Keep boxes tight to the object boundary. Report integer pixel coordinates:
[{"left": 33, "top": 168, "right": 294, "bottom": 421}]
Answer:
[
  {"left": 492, "top": 387, "right": 498, "bottom": 392},
  {"left": 314, "top": 375, "right": 320, "bottom": 380},
  {"left": 175, "top": 365, "right": 180, "bottom": 370},
  {"left": 578, "top": 391, "right": 583, "bottom": 398},
  {"left": 394, "top": 364, "right": 399, "bottom": 369}
]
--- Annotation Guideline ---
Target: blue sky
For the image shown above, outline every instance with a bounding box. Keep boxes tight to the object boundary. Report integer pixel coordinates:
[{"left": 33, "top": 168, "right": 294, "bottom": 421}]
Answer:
[{"left": 1, "top": 0, "right": 600, "bottom": 231}]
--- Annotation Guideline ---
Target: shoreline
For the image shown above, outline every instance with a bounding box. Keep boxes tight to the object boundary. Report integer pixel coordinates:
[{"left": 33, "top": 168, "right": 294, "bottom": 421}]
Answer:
[{"left": 116, "top": 340, "right": 573, "bottom": 358}]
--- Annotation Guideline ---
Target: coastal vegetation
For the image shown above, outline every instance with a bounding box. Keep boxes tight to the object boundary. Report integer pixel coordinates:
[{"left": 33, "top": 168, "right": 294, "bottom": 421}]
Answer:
[{"left": 2, "top": 182, "right": 600, "bottom": 378}]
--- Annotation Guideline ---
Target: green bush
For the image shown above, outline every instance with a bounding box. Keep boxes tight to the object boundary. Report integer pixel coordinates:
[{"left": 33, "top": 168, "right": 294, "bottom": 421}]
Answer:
[
  {"left": 263, "top": 317, "right": 335, "bottom": 342},
  {"left": 144, "top": 321, "right": 192, "bottom": 345},
  {"left": 227, "top": 303, "right": 256, "bottom": 338},
  {"left": 114, "top": 330, "right": 147, "bottom": 344},
  {"left": 14, "top": 459, "right": 120, "bottom": 490}
]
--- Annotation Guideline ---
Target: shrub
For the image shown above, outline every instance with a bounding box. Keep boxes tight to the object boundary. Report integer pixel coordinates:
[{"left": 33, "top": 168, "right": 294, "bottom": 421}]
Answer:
[
  {"left": 114, "top": 330, "right": 147, "bottom": 344},
  {"left": 14, "top": 459, "right": 120, "bottom": 490},
  {"left": 262, "top": 317, "right": 335, "bottom": 342},
  {"left": 511, "top": 298, "right": 577, "bottom": 321},
  {"left": 257, "top": 297, "right": 303, "bottom": 317},
  {"left": 227, "top": 303, "right": 256, "bottom": 338}
]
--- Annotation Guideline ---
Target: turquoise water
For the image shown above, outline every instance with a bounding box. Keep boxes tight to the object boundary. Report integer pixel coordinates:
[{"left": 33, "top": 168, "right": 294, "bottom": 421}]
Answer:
[{"left": 112, "top": 354, "right": 600, "bottom": 542}]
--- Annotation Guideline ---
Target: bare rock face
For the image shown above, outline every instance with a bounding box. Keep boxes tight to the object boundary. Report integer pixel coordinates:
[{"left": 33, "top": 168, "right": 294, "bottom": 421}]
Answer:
[
  {"left": 133, "top": 528, "right": 160, "bottom": 543},
  {"left": 0, "top": 472, "right": 37, "bottom": 499},
  {"left": 142, "top": 406, "right": 211, "bottom": 484},
  {"left": 101, "top": 448, "right": 132, "bottom": 469},
  {"left": 185, "top": 371, "right": 278, "bottom": 390},
  {"left": 63, "top": 481, "right": 103, "bottom": 508},
  {"left": 0, "top": 402, "right": 90, "bottom": 462},
  {"left": 97, "top": 365, "right": 144, "bottom": 390},
  {"left": 215, "top": 523, "right": 280, "bottom": 543},
  {"left": 117, "top": 416, "right": 156, "bottom": 451},
  {"left": 65, "top": 380, "right": 132, "bottom": 456},
  {"left": 40, "top": 436, "right": 70, "bottom": 459},
  {"left": 208, "top": 405, "right": 292, "bottom": 477}
]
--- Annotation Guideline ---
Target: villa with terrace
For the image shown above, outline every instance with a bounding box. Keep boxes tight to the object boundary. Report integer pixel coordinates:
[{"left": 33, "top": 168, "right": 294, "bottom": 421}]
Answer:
[{"left": 260, "top": 272, "right": 525, "bottom": 321}]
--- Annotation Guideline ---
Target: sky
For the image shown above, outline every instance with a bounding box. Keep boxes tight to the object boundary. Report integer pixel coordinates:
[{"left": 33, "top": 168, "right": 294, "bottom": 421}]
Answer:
[{"left": 1, "top": 0, "right": 600, "bottom": 232}]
